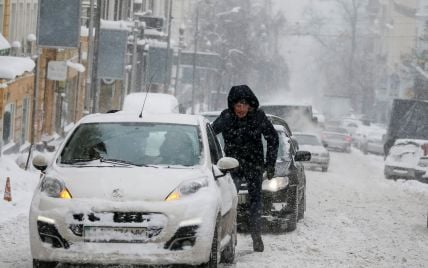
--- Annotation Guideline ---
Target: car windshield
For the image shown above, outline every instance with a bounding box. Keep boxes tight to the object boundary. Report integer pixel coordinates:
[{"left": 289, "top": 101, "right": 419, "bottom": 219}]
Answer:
[
  {"left": 263, "top": 131, "right": 290, "bottom": 161},
  {"left": 59, "top": 122, "right": 202, "bottom": 167},
  {"left": 294, "top": 134, "right": 321, "bottom": 146}
]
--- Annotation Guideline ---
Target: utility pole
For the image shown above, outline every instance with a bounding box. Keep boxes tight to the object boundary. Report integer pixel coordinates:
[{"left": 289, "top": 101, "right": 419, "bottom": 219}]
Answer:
[
  {"left": 191, "top": 4, "right": 199, "bottom": 114},
  {"left": 25, "top": 47, "right": 40, "bottom": 170},
  {"left": 91, "top": 0, "right": 102, "bottom": 113},
  {"left": 174, "top": 25, "right": 185, "bottom": 96},
  {"left": 130, "top": 19, "right": 139, "bottom": 92},
  {"left": 164, "top": 0, "right": 173, "bottom": 92},
  {"left": 85, "top": 0, "right": 95, "bottom": 112}
]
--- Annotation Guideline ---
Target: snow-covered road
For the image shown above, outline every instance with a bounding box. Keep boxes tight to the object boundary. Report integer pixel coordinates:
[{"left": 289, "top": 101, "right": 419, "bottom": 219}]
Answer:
[
  {"left": 235, "top": 150, "right": 428, "bottom": 267},
  {"left": 1, "top": 150, "right": 428, "bottom": 267}
]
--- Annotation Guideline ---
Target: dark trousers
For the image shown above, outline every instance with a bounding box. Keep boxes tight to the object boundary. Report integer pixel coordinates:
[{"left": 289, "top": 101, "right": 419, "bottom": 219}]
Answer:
[{"left": 232, "top": 168, "right": 263, "bottom": 236}]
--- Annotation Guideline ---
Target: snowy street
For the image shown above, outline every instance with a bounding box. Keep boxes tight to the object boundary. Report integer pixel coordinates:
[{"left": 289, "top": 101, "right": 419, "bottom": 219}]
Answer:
[{"left": 1, "top": 149, "right": 428, "bottom": 267}]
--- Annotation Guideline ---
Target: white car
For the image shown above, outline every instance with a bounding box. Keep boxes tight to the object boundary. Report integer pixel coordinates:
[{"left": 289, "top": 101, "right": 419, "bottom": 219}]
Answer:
[
  {"left": 29, "top": 112, "right": 238, "bottom": 267},
  {"left": 293, "top": 132, "right": 330, "bottom": 172}
]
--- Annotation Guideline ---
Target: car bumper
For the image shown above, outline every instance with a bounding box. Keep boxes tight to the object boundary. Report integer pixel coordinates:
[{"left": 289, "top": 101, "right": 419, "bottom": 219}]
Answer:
[
  {"left": 384, "top": 165, "right": 426, "bottom": 180},
  {"left": 29, "top": 193, "right": 217, "bottom": 265},
  {"left": 237, "top": 188, "right": 289, "bottom": 231}
]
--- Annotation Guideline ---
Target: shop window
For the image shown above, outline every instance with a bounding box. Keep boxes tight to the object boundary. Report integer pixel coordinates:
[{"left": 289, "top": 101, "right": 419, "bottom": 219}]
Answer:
[{"left": 3, "top": 103, "right": 15, "bottom": 145}]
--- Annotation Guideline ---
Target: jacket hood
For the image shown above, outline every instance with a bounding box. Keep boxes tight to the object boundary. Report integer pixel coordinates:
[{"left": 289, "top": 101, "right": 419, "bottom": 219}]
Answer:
[{"left": 227, "top": 85, "right": 259, "bottom": 111}]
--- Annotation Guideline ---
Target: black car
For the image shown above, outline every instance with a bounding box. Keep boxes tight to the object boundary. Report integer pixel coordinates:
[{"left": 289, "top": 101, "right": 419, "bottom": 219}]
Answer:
[{"left": 237, "top": 125, "right": 310, "bottom": 232}]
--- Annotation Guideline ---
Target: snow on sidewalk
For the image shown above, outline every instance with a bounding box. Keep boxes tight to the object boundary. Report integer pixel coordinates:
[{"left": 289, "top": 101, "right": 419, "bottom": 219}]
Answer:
[{"left": 0, "top": 154, "right": 40, "bottom": 224}]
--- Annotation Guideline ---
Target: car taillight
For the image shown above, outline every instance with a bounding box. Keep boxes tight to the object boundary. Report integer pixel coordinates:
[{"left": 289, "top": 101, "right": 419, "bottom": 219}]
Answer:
[{"left": 344, "top": 135, "right": 352, "bottom": 142}]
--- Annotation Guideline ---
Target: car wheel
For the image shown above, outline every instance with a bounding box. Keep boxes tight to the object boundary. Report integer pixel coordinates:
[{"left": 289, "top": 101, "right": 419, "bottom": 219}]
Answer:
[
  {"left": 285, "top": 188, "right": 298, "bottom": 232},
  {"left": 298, "top": 190, "right": 305, "bottom": 220},
  {"left": 220, "top": 223, "right": 236, "bottom": 264},
  {"left": 33, "top": 260, "right": 58, "bottom": 268},
  {"left": 205, "top": 221, "right": 220, "bottom": 268},
  {"left": 321, "top": 166, "right": 328, "bottom": 172}
]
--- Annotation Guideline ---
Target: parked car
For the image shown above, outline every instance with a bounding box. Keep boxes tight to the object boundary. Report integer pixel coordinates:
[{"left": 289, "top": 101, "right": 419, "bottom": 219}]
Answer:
[
  {"left": 293, "top": 132, "right": 330, "bottom": 172},
  {"left": 236, "top": 125, "right": 310, "bottom": 233},
  {"left": 29, "top": 112, "right": 238, "bottom": 267},
  {"left": 384, "top": 139, "right": 428, "bottom": 181},
  {"left": 321, "top": 127, "right": 352, "bottom": 153}
]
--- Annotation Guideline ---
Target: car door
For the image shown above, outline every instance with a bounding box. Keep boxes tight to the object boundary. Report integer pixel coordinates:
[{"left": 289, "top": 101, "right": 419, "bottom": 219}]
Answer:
[{"left": 206, "top": 124, "right": 235, "bottom": 214}]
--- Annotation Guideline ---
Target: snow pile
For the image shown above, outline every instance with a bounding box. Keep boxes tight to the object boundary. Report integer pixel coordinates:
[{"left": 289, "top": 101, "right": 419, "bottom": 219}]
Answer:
[
  {"left": 66, "top": 61, "right": 86, "bottom": 73},
  {"left": 0, "top": 154, "right": 40, "bottom": 225},
  {"left": 0, "top": 33, "right": 10, "bottom": 50},
  {"left": 0, "top": 56, "right": 35, "bottom": 79}
]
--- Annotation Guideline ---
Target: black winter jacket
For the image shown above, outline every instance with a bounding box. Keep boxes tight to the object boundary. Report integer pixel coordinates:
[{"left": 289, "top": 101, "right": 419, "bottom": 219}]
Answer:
[{"left": 212, "top": 85, "right": 279, "bottom": 173}]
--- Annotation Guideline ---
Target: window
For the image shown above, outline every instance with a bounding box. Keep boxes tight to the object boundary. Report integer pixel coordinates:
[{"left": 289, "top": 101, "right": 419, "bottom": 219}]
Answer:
[
  {"left": 3, "top": 103, "right": 15, "bottom": 145},
  {"left": 206, "top": 124, "right": 222, "bottom": 164},
  {"left": 20, "top": 97, "right": 30, "bottom": 144}
]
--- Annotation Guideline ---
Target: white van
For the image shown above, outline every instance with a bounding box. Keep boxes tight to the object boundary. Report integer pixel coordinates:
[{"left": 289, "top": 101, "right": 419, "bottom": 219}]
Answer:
[{"left": 122, "top": 93, "right": 180, "bottom": 115}]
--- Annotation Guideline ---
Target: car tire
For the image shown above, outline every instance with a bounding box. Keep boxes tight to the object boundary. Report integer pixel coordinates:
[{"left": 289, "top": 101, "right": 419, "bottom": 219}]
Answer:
[
  {"left": 285, "top": 188, "right": 298, "bottom": 232},
  {"left": 220, "top": 224, "right": 236, "bottom": 264},
  {"left": 298, "top": 190, "right": 305, "bottom": 220},
  {"left": 321, "top": 166, "right": 328, "bottom": 172},
  {"left": 33, "top": 260, "right": 58, "bottom": 268},
  {"left": 205, "top": 220, "right": 220, "bottom": 268}
]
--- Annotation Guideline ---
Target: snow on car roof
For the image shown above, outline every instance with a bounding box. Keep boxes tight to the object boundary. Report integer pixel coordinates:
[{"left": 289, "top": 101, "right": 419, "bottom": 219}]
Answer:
[
  {"left": 394, "top": 139, "right": 428, "bottom": 146},
  {"left": 78, "top": 112, "right": 202, "bottom": 126}
]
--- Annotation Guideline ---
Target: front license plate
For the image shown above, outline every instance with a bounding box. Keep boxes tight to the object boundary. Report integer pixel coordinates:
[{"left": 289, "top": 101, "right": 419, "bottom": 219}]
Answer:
[
  {"left": 84, "top": 226, "right": 161, "bottom": 243},
  {"left": 238, "top": 194, "right": 247, "bottom": 204},
  {"left": 393, "top": 169, "right": 408, "bottom": 174}
]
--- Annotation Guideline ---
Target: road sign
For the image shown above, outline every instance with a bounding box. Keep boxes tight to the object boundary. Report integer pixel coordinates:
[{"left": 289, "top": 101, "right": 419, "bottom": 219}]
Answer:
[
  {"left": 47, "top": 61, "right": 67, "bottom": 81},
  {"left": 37, "top": 0, "right": 82, "bottom": 48}
]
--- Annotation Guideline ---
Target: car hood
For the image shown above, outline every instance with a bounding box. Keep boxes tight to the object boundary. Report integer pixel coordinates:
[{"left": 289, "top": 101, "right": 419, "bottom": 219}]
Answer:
[
  {"left": 47, "top": 166, "right": 207, "bottom": 202},
  {"left": 298, "top": 144, "right": 328, "bottom": 155}
]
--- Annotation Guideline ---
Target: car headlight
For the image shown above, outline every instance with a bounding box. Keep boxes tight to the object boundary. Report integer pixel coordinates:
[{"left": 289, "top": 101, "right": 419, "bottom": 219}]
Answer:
[
  {"left": 262, "top": 176, "right": 289, "bottom": 192},
  {"left": 321, "top": 152, "right": 329, "bottom": 157},
  {"left": 165, "top": 178, "right": 208, "bottom": 201},
  {"left": 41, "top": 177, "right": 72, "bottom": 199}
]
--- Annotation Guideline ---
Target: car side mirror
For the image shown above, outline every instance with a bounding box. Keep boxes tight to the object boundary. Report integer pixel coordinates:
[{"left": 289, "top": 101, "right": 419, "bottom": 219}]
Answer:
[
  {"left": 322, "top": 142, "right": 328, "bottom": 148},
  {"left": 217, "top": 157, "right": 239, "bottom": 173},
  {"left": 295, "top": 151, "right": 311, "bottom": 162},
  {"left": 33, "top": 155, "right": 48, "bottom": 172}
]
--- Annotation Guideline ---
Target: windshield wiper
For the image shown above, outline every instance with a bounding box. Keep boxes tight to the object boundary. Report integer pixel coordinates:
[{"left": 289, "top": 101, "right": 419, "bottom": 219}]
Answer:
[
  {"left": 61, "top": 158, "right": 99, "bottom": 164},
  {"left": 99, "top": 158, "right": 159, "bottom": 168},
  {"left": 100, "top": 158, "right": 139, "bottom": 166}
]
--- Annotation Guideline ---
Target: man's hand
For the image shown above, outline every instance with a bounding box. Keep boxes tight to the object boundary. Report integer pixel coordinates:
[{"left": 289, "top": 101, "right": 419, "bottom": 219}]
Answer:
[{"left": 266, "top": 166, "right": 275, "bottom": 180}]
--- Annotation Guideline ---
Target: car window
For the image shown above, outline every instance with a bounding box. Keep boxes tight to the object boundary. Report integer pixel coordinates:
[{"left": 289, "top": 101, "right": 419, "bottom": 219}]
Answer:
[
  {"left": 60, "top": 122, "right": 202, "bottom": 167},
  {"left": 206, "top": 124, "right": 222, "bottom": 164}
]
